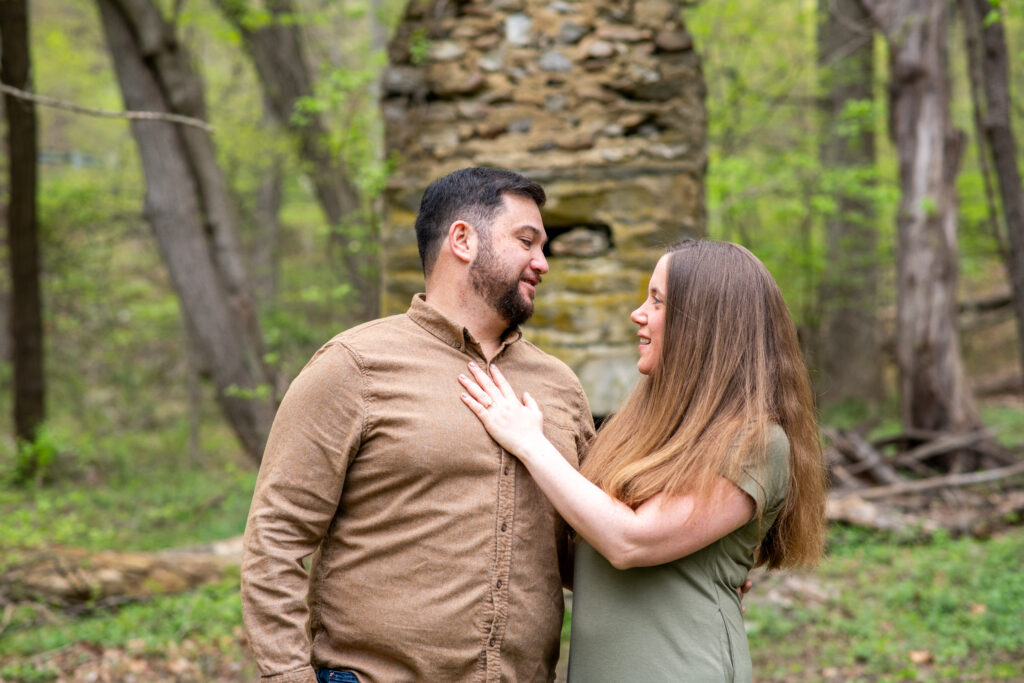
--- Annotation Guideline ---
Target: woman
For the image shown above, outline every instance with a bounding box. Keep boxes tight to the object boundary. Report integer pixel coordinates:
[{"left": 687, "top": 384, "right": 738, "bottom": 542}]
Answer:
[{"left": 458, "top": 240, "right": 826, "bottom": 681}]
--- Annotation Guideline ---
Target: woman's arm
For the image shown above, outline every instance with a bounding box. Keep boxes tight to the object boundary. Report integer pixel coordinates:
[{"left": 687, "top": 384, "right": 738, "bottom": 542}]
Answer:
[{"left": 459, "top": 363, "right": 755, "bottom": 569}]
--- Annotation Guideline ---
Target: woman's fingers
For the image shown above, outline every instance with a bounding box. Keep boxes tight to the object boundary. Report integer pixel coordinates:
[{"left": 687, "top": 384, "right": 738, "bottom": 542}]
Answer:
[
  {"left": 460, "top": 390, "right": 487, "bottom": 415},
  {"left": 523, "top": 390, "right": 538, "bottom": 411},
  {"left": 467, "top": 361, "right": 501, "bottom": 398},
  {"left": 488, "top": 364, "right": 518, "bottom": 399},
  {"left": 458, "top": 372, "right": 494, "bottom": 408}
]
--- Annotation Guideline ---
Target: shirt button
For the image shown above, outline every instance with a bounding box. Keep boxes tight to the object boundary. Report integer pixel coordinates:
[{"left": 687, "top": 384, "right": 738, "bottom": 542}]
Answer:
[
  {"left": 489, "top": 637, "right": 496, "bottom": 647},
  {"left": 503, "top": 466, "right": 510, "bottom": 475},
  {"left": 496, "top": 579, "right": 503, "bottom": 588},
  {"left": 501, "top": 522, "right": 508, "bottom": 532}
]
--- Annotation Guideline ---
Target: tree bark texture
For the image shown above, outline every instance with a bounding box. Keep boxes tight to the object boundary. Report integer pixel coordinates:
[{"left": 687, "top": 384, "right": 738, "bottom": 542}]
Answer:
[
  {"left": 817, "top": 0, "right": 880, "bottom": 405},
  {"left": 859, "top": 0, "right": 982, "bottom": 434},
  {"left": 0, "top": 0, "right": 45, "bottom": 442},
  {"left": 96, "top": 0, "right": 276, "bottom": 462},
  {"left": 961, "top": 0, "right": 1024, "bottom": 383},
  {"left": 214, "top": 0, "right": 379, "bottom": 321},
  {"left": 250, "top": 139, "right": 284, "bottom": 308}
]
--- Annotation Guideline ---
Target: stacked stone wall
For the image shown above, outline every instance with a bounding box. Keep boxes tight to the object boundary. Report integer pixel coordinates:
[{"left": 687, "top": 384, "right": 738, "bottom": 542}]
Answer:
[{"left": 381, "top": 0, "right": 707, "bottom": 414}]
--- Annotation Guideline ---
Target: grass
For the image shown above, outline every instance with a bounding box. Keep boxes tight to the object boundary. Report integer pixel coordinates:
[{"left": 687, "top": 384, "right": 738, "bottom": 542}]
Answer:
[
  {"left": 0, "top": 442, "right": 258, "bottom": 682},
  {"left": 1, "top": 416, "right": 1022, "bottom": 681},
  {"left": 0, "top": 463, "right": 255, "bottom": 557},
  {"left": 746, "top": 526, "right": 1024, "bottom": 681}
]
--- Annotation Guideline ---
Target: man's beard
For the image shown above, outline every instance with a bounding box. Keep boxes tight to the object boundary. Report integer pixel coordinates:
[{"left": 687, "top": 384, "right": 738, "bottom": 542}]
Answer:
[{"left": 470, "top": 239, "right": 535, "bottom": 328}]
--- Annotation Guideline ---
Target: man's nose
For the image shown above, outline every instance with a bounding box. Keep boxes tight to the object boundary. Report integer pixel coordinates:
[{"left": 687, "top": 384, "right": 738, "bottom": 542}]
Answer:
[{"left": 532, "top": 250, "right": 549, "bottom": 274}]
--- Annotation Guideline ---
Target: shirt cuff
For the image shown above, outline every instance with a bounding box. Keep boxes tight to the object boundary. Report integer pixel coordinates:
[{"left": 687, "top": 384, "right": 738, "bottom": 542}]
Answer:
[{"left": 261, "top": 666, "right": 318, "bottom": 683}]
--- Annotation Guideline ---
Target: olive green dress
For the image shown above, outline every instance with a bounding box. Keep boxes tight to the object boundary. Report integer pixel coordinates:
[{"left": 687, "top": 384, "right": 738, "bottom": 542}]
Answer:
[{"left": 567, "top": 426, "right": 791, "bottom": 683}]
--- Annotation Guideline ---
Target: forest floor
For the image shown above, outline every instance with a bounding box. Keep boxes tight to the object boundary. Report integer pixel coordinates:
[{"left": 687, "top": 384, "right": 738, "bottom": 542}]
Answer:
[
  {"left": 1, "top": 401, "right": 1023, "bottom": 682},
  {"left": 2, "top": 527, "right": 1023, "bottom": 682}
]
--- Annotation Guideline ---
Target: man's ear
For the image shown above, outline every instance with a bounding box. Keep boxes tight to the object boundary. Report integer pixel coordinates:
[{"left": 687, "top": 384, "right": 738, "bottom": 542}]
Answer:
[{"left": 448, "top": 220, "right": 475, "bottom": 264}]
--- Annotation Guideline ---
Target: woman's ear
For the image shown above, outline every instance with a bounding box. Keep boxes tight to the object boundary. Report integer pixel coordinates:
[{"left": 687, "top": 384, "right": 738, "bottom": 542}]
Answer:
[{"left": 448, "top": 220, "right": 475, "bottom": 264}]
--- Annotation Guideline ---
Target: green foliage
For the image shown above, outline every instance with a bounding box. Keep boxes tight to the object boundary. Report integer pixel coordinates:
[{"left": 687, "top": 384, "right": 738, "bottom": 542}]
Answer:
[
  {"left": 0, "top": 573, "right": 243, "bottom": 658},
  {"left": 689, "top": 0, "right": 873, "bottom": 324},
  {"left": 409, "top": 27, "right": 431, "bottom": 64},
  {"left": 34, "top": 164, "right": 191, "bottom": 444},
  {"left": 0, "top": 661, "right": 58, "bottom": 683},
  {"left": 0, "top": 457, "right": 255, "bottom": 553},
  {"left": 293, "top": 55, "right": 391, "bottom": 200},
  {"left": 11, "top": 424, "right": 64, "bottom": 486},
  {"left": 980, "top": 403, "right": 1024, "bottom": 446},
  {"left": 747, "top": 527, "right": 1024, "bottom": 680},
  {"left": 224, "top": 383, "right": 273, "bottom": 402}
]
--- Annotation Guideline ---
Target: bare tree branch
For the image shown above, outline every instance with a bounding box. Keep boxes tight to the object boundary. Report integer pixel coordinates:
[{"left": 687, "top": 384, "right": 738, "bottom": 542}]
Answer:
[{"left": 0, "top": 81, "right": 214, "bottom": 132}]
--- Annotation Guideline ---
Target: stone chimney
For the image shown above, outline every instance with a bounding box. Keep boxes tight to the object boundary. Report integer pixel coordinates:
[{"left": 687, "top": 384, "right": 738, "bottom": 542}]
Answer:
[{"left": 381, "top": 0, "right": 706, "bottom": 415}]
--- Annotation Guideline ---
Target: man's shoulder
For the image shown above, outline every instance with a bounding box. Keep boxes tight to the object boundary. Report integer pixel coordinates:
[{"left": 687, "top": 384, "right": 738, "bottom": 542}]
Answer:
[
  {"left": 513, "top": 338, "right": 592, "bottom": 413},
  {"left": 325, "top": 313, "right": 413, "bottom": 350},
  {"left": 299, "top": 314, "right": 412, "bottom": 373},
  {"left": 514, "top": 337, "right": 581, "bottom": 383}
]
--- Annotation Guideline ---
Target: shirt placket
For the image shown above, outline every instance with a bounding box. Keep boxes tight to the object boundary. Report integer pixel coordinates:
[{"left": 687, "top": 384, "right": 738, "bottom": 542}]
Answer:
[{"left": 484, "top": 447, "right": 517, "bottom": 682}]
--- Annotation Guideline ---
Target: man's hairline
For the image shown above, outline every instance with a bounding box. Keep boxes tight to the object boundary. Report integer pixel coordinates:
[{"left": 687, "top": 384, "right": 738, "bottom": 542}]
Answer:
[{"left": 422, "top": 189, "right": 543, "bottom": 276}]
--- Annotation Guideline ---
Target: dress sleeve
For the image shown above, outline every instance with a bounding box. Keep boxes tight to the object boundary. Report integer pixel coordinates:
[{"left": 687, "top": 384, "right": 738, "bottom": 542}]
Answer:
[
  {"left": 731, "top": 425, "right": 790, "bottom": 517},
  {"left": 240, "top": 342, "right": 366, "bottom": 681}
]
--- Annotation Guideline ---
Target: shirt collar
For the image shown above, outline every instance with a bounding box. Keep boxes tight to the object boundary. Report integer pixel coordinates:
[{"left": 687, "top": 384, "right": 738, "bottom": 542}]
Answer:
[{"left": 407, "top": 293, "right": 523, "bottom": 355}]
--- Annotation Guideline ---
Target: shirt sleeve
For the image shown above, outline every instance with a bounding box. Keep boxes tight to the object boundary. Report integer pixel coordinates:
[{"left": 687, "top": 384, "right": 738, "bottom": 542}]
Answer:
[
  {"left": 240, "top": 341, "right": 366, "bottom": 681},
  {"left": 732, "top": 425, "right": 790, "bottom": 518}
]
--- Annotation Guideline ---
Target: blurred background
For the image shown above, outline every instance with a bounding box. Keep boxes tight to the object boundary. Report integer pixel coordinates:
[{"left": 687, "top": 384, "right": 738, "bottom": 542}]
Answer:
[{"left": 1, "top": 0, "right": 1023, "bottom": 680}]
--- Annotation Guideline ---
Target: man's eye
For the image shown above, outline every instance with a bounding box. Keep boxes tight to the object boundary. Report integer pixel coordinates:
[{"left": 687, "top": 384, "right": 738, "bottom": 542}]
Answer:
[{"left": 520, "top": 238, "right": 533, "bottom": 247}]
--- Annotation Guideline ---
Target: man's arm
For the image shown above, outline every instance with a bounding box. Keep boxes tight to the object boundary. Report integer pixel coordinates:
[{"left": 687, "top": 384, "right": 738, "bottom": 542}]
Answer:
[{"left": 241, "top": 343, "right": 365, "bottom": 682}]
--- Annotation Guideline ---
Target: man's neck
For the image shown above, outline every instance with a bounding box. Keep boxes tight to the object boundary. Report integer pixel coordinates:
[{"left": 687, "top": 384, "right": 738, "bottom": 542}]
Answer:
[{"left": 424, "top": 287, "right": 509, "bottom": 360}]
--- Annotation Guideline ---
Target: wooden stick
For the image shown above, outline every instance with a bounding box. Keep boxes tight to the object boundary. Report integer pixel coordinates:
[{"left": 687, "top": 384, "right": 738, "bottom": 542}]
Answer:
[
  {"left": 838, "top": 459, "right": 1024, "bottom": 500},
  {"left": 895, "top": 429, "right": 994, "bottom": 464},
  {"left": 871, "top": 428, "right": 945, "bottom": 449},
  {"left": 824, "top": 428, "right": 902, "bottom": 485}
]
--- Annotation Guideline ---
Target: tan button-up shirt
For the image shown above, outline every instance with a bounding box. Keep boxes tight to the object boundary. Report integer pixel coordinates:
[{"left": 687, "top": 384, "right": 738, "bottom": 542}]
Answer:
[{"left": 242, "top": 295, "right": 595, "bottom": 683}]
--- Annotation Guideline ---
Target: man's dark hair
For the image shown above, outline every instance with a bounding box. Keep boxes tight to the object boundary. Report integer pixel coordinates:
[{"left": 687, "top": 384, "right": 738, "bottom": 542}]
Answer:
[{"left": 414, "top": 167, "right": 546, "bottom": 277}]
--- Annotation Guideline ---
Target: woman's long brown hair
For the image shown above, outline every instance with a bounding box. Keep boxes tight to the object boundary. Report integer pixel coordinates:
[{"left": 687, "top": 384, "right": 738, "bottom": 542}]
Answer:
[{"left": 580, "top": 240, "right": 826, "bottom": 569}]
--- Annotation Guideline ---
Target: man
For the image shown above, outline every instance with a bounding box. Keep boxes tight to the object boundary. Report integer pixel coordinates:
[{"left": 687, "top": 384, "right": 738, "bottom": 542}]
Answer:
[{"left": 241, "top": 167, "right": 595, "bottom": 682}]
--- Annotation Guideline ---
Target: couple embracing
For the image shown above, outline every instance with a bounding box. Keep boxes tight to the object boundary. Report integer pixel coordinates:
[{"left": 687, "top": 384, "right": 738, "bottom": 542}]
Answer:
[{"left": 241, "top": 167, "right": 827, "bottom": 683}]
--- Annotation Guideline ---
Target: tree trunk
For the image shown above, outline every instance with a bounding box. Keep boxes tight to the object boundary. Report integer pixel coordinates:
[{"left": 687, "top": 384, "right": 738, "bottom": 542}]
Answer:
[
  {"left": 961, "top": 0, "right": 1024, "bottom": 383},
  {"left": 96, "top": 0, "right": 276, "bottom": 462},
  {"left": 859, "top": 0, "right": 983, "bottom": 439},
  {"left": 817, "top": 0, "right": 880, "bottom": 405},
  {"left": 0, "top": 0, "right": 45, "bottom": 443},
  {"left": 250, "top": 148, "right": 284, "bottom": 308},
  {"left": 213, "top": 0, "right": 379, "bottom": 321}
]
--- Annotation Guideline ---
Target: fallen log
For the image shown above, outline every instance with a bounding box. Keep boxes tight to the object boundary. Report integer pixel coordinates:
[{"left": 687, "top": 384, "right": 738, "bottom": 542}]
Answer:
[
  {"left": 976, "top": 375, "right": 1024, "bottom": 397},
  {"left": 826, "top": 494, "right": 939, "bottom": 533},
  {"left": 0, "top": 537, "right": 243, "bottom": 607}
]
